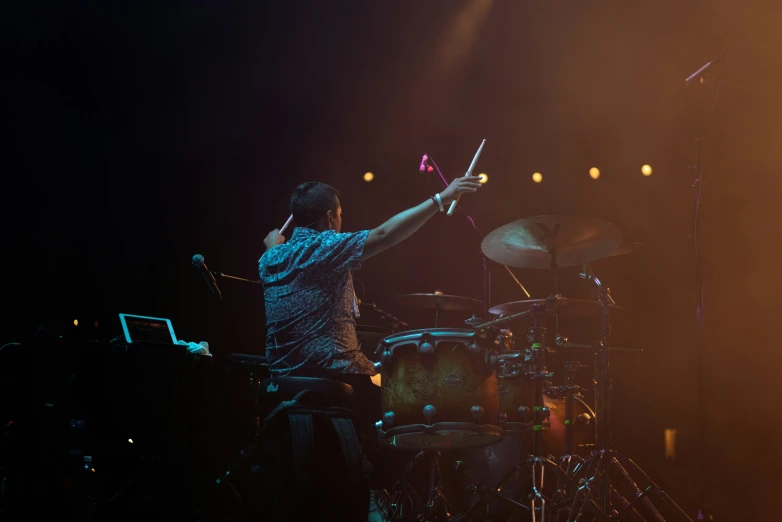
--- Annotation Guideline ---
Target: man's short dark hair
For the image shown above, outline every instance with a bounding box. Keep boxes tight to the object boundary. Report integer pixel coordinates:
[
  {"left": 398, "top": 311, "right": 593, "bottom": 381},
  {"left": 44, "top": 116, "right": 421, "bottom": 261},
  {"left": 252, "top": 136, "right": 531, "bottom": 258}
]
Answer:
[{"left": 290, "top": 182, "right": 340, "bottom": 228}]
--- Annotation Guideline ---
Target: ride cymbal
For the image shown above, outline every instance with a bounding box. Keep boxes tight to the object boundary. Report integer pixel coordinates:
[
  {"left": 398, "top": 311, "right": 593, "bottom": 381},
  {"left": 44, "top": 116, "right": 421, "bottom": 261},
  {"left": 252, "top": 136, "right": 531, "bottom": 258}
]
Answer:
[
  {"left": 481, "top": 215, "right": 623, "bottom": 269},
  {"left": 394, "top": 293, "right": 484, "bottom": 311},
  {"left": 488, "top": 296, "right": 623, "bottom": 317}
]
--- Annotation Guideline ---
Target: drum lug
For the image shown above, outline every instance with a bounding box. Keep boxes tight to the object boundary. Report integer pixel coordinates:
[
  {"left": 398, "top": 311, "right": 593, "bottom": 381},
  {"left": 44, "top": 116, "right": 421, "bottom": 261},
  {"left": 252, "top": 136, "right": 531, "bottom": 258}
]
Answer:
[
  {"left": 487, "top": 351, "right": 500, "bottom": 374},
  {"left": 418, "top": 338, "right": 434, "bottom": 354},
  {"left": 423, "top": 405, "right": 436, "bottom": 424},
  {"left": 517, "top": 405, "right": 529, "bottom": 422},
  {"left": 373, "top": 361, "right": 382, "bottom": 371},
  {"left": 468, "top": 341, "right": 481, "bottom": 356},
  {"left": 470, "top": 405, "right": 484, "bottom": 424},
  {"left": 497, "top": 412, "right": 508, "bottom": 425}
]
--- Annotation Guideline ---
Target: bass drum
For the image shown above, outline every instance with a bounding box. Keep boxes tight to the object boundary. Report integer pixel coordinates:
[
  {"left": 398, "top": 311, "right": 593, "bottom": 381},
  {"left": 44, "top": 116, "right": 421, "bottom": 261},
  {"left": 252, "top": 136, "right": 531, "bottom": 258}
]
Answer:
[
  {"left": 437, "top": 383, "right": 595, "bottom": 520},
  {"left": 375, "top": 328, "right": 502, "bottom": 450}
]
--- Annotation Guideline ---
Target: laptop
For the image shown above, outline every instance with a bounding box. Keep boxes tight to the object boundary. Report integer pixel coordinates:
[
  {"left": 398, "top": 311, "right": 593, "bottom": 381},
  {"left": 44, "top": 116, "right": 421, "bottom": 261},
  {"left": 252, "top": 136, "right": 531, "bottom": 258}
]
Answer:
[{"left": 118, "top": 313, "right": 178, "bottom": 345}]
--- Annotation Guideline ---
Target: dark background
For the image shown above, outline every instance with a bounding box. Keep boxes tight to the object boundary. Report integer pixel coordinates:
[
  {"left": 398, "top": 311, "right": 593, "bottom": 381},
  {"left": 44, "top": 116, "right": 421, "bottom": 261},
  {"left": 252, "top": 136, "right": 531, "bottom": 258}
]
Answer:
[{"left": 3, "top": 1, "right": 782, "bottom": 519}]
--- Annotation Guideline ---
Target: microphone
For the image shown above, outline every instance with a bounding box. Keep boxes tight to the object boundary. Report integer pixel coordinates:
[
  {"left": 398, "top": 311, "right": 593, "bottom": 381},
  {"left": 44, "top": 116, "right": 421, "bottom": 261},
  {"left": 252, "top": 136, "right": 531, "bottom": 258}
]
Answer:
[
  {"left": 419, "top": 154, "right": 430, "bottom": 173},
  {"left": 684, "top": 54, "right": 724, "bottom": 86},
  {"left": 191, "top": 254, "right": 223, "bottom": 300}
]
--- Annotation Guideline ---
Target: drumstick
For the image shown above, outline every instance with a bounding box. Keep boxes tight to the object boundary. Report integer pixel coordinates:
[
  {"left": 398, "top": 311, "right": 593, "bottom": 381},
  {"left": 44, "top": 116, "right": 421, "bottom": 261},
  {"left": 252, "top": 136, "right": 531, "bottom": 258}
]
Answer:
[
  {"left": 279, "top": 214, "right": 293, "bottom": 235},
  {"left": 447, "top": 139, "right": 485, "bottom": 216}
]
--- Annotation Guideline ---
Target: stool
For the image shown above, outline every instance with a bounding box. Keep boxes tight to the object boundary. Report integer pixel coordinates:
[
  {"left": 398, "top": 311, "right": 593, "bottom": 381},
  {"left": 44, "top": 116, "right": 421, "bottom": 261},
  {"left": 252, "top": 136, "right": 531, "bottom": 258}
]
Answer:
[{"left": 217, "top": 376, "right": 369, "bottom": 522}]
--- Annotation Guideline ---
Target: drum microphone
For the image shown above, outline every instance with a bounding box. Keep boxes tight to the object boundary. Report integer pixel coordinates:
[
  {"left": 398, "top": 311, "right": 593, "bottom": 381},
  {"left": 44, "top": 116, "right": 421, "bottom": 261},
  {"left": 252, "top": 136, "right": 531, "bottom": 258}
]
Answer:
[
  {"left": 191, "top": 254, "right": 223, "bottom": 300},
  {"left": 419, "top": 154, "right": 432, "bottom": 173}
]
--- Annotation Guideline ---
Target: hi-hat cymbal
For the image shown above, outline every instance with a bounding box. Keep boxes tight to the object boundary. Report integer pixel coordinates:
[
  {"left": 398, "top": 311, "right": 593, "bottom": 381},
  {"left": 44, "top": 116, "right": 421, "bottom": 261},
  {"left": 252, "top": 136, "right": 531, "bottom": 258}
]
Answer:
[
  {"left": 481, "top": 215, "right": 623, "bottom": 269},
  {"left": 395, "top": 293, "right": 484, "bottom": 311},
  {"left": 488, "top": 296, "right": 623, "bottom": 317}
]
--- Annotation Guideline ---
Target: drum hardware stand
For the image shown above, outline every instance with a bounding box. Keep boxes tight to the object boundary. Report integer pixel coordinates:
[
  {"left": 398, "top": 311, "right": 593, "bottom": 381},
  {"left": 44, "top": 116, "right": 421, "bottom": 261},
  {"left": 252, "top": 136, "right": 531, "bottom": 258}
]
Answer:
[
  {"left": 546, "top": 360, "right": 590, "bottom": 459},
  {"left": 424, "top": 154, "right": 530, "bottom": 320},
  {"left": 457, "top": 303, "right": 582, "bottom": 522},
  {"left": 385, "top": 450, "right": 452, "bottom": 521},
  {"left": 569, "top": 264, "right": 694, "bottom": 522}
]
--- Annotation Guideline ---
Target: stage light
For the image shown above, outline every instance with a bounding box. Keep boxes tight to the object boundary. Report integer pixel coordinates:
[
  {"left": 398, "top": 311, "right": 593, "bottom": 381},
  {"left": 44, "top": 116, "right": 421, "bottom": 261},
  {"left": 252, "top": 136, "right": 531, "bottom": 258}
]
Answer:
[
  {"left": 128, "top": 438, "right": 134, "bottom": 444},
  {"left": 642, "top": 164, "right": 652, "bottom": 176},
  {"left": 532, "top": 172, "right": 542, "bottom": 183},
  {"left": 73, "top": 319, "right": 78, "bottom": 326},
  {"left": 478, "top": 173, "right": 488, "bottom": 184},
  {"left": 589, "top": 167, "right": 600, "bottom": 179},
  {"left": 363, "top": 172, "right": 374, "bottom": 182}
]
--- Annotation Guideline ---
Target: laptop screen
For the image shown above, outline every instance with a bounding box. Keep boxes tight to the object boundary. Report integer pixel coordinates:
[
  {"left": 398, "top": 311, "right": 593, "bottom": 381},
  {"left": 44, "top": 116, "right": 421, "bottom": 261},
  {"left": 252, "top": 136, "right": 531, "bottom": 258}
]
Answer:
[{"left": 119, "top": 314, "right": 178, "bottom": 344}]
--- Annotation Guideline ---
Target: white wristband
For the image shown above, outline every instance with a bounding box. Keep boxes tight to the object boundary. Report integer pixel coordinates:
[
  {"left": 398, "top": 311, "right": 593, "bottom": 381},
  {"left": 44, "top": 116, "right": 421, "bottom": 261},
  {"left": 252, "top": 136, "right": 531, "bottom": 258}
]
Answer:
[{"left": 434, "top": 193, "right": 444, "bottom": 212}]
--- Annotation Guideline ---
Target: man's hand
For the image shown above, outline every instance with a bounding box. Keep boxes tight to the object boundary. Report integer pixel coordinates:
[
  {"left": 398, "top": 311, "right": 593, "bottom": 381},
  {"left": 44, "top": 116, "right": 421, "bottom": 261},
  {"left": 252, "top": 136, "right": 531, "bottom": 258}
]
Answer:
[
  {"left": 439, "top": 175, "right": 483, "bottom": 206},
  {"left": 264, "top": 229, "right": 286, "bottom": 250}
]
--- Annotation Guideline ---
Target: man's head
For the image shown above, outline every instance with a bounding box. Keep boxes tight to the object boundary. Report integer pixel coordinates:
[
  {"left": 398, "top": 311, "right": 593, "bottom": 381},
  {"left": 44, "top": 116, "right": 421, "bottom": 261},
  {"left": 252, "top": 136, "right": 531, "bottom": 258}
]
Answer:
[{"left": 290, "top": 182, "right": 342, "bottom": 232}]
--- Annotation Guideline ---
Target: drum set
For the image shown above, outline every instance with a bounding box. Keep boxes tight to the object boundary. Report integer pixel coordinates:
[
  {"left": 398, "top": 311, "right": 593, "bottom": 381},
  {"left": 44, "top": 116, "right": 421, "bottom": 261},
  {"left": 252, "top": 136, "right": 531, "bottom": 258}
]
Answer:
[{"left": 366, "top": 214, "right": 694, "bottom": 522}]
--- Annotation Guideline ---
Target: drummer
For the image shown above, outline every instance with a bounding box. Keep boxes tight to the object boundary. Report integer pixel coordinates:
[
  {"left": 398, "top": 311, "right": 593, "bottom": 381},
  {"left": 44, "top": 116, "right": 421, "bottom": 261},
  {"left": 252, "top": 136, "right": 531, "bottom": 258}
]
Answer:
[{"left": 259, "top": 178, "right": 482, "bottom": 430}]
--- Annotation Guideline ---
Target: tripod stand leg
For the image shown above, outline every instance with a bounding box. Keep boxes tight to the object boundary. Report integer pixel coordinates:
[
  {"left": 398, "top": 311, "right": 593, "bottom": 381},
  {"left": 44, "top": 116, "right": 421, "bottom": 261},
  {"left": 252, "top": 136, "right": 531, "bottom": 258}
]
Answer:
[
  {"left": 609, "top": 456, "right": 665, "bottom": 522},
  {"left": 621, "top": 457, "right": 695, "bottom": 522},
  {"left": 567, "top": 451, "right": 610, "bottom": 522}
]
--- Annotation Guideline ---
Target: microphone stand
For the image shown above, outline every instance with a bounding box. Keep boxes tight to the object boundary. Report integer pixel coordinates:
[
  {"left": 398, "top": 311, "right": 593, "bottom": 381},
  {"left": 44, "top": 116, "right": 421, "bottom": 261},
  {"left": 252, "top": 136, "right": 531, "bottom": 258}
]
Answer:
[
  {"left": 426, "top": 156, "right": 531, "bottom": 319},
  {"left": 213, "top": 272, "right": 263, "bottom": 285},
  {"left": 357, "top": 300, "right": 409, "bottom": 332},
  {"left": 686, "top": 57, "right": 723, "bottom": 520}
]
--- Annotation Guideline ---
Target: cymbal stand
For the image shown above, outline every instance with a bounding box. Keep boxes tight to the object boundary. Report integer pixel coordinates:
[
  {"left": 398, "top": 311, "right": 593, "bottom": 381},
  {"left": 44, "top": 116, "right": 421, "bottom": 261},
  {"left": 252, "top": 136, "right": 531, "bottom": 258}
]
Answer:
[
  {"left": 460, "top": 303, "right": 583, "bottom": 522},
  {"left": 570, "top": 264, "right": 694, "bottom": 522},
  {"left": 546, "top": 360, "right": 589, "bottom": 458}
]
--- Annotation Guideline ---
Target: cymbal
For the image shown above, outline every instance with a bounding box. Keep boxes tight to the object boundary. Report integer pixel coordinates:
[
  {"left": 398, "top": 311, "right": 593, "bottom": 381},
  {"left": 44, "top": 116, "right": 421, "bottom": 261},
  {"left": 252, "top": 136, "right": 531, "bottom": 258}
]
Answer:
[
  {"left": 488, "top": 296, "right": 623, "bottom": 317},
  {"left": 602, "top": 241, "right": 644, "bottom": 259},
  {"left": 481, "top": 215, "right": 623, "bottom": 269},
  {"left": 395, "top": 293, "right": 484, "bottom": 311}
]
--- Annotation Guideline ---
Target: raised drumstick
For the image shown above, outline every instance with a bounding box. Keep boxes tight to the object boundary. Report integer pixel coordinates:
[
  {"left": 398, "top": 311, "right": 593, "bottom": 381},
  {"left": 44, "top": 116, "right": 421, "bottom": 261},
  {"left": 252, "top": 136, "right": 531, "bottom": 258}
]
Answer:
[
  {"left": 279, "top": 214, "right": 293, "bottom": 234},
  {"left": 447, "top": 139, "right": 485, "bottom": 216}
]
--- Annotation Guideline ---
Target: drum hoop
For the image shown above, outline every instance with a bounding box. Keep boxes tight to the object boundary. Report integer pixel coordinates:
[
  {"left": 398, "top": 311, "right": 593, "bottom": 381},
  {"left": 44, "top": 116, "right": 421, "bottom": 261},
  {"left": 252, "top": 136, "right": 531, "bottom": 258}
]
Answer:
[
  {"left": 377, "top": 422, "right": 504, "bottom": 449},
  {"left": 374, "top": 328, "right": 486, "bottom": 360}
]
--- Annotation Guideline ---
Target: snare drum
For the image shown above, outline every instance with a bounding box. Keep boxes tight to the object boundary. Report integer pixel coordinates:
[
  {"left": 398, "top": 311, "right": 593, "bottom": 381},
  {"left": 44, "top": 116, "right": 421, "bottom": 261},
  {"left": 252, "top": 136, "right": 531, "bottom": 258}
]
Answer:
[{"left": 375, "top": 328, "right": 502, "bottom": 450}]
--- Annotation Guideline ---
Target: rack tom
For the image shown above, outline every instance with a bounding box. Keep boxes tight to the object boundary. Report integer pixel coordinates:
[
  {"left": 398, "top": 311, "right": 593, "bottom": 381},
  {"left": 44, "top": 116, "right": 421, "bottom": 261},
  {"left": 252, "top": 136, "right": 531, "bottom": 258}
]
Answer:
[{"left": 375, "top": 328, "right": 502, "bottom": 450}]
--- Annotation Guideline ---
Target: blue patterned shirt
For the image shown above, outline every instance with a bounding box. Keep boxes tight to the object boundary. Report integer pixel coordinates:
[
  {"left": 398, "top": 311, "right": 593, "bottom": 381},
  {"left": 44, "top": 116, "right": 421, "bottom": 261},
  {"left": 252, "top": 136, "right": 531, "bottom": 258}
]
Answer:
[{"left": 258, "top": 227, "right": 375, "bottom": 377}]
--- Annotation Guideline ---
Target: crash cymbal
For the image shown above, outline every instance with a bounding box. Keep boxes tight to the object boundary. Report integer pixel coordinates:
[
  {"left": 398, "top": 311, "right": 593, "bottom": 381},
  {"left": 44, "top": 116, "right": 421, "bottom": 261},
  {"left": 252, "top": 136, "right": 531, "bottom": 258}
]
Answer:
[
  {"left": 395, "top": 293, "right": 484, "bottom": 311},
  {"left": 481, "top": 215, "right": 623, "bottom": 269},
  {"left": 602, "top": 241, "right": 644, "bottom": 259},
  {"left": 488, "top": 296, "right": 623, "bottom": 317}
]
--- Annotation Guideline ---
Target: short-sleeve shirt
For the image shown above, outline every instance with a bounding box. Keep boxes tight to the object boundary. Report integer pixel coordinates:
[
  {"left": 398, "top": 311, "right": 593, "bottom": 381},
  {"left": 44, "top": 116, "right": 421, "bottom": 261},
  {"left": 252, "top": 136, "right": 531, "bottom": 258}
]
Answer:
[{"left": 258, "top": 227, "right": 375, "bottom": 377}]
